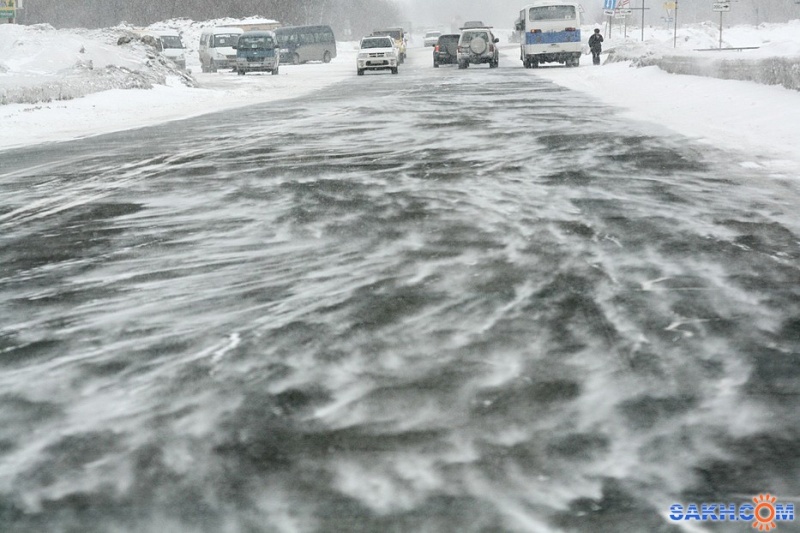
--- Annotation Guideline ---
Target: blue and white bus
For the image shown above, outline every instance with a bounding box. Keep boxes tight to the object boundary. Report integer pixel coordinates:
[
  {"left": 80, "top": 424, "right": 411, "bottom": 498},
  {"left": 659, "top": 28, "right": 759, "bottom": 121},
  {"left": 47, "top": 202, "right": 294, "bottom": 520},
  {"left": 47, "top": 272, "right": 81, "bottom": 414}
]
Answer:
[{"left": 515, "top": 1, "right": 583, "bottom": 68}]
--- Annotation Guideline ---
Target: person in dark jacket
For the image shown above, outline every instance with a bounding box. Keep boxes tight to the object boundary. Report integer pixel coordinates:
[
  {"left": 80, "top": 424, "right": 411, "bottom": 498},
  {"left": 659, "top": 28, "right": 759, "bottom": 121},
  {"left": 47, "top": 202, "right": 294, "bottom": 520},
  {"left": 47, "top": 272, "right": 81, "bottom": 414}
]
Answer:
[{"left": 588, "top": 28, "right": 603, "bottom": 65}]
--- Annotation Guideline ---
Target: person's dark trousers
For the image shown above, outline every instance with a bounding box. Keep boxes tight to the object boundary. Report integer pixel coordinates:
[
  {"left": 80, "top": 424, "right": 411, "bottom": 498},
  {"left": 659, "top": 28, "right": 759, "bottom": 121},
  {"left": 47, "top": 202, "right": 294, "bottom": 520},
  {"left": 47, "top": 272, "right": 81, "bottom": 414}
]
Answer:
[{"left": 591, "top": 49, "right": 601, "bottom": 65}]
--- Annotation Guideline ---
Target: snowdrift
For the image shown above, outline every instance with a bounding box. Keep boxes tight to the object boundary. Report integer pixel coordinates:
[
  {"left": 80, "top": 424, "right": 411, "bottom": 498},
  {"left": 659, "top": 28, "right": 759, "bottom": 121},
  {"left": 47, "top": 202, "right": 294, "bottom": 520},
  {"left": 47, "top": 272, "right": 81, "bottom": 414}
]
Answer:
[
  {"left": 0, "top": 23, "right": 194, "bottom": 105},
  {"left": 605, "top": 20, "right": 800, "bottom": 91}
]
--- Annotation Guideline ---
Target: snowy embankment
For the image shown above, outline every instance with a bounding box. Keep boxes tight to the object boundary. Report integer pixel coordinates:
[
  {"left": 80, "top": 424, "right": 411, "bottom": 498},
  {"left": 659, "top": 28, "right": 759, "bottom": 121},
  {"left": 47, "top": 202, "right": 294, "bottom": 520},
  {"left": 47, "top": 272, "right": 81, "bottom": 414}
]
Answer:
[
  {"left": 605, "top": 20, "right": 800, "bottom": 91},
  {"left": 0, "top": 23, "right": 193, "bottom": 105},
  {"left": 526, "top": 20, "right": 800, "bottom": 171}
]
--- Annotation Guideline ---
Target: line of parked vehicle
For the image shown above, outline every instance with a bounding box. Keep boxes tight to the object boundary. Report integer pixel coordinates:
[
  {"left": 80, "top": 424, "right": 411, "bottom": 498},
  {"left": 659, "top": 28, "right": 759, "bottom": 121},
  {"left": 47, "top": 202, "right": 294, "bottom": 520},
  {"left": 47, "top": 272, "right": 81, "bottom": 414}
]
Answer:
[
  {"left": 144, "top": 0, "right": 586, "bottom": 78},
  {"left": 135, "top": 23, "right": 338, "bottom": 76},
  {"left": 201, "top": 24, "right": 338, "bottom": 75}
]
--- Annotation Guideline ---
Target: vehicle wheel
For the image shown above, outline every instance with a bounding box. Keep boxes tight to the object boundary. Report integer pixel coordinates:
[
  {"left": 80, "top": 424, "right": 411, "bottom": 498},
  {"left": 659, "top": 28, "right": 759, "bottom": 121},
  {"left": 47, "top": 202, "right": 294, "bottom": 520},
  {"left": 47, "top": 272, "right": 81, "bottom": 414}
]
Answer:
[
  {"left": 433, "top": 61, "right": 439, "bottom": 68},
  {"left": 272, "top": 67, "right": 279, "bottom": 75},
  {"left": 490, "top": 58, "right": 498, "bottom": 68},
  {"left": 323, "top": 51, "right": 331, "bottom": 63},
  {"left": 237, "top": 69, "right": 244, "bottom": 75},
  {"left": 531, "top": 59, "right": 539, "bottom": 68},
  {"left": 458, "top": 61, "right": 467, "bottom": 69},
  {"left": 357, "top": 68, "right": 364, "bottom": 76},
  {"left": 293, "top": 53, "right": 300, "bottom": 65},
  {"left": 391, "top": 67, "right": 398, "bottom": 74}
]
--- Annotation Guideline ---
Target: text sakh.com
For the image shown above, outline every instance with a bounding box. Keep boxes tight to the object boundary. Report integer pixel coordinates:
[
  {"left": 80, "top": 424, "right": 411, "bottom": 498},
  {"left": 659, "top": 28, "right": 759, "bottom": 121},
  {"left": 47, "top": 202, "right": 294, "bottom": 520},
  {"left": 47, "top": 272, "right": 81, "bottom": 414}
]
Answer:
[{"left": 670, "top": 494, "right": 795, "bottom": 530}]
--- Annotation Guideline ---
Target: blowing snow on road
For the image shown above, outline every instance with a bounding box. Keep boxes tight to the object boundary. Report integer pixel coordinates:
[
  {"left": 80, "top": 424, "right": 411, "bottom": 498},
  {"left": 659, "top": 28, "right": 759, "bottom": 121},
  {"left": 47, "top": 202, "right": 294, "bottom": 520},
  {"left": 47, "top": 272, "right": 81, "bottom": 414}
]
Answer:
[{"left": 1, "top": 15, "right": 800, "bottom": 533}]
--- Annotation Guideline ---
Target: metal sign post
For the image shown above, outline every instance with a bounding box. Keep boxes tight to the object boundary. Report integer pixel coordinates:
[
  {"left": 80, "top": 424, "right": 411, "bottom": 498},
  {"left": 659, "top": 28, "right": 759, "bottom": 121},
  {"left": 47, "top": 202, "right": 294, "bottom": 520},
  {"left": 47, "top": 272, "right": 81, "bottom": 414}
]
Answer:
[
  {"left": 604, "top": 0, "right": 617, "bottom": 39},
  {"left": 712, "top": 2, "right": 731, "bottom": 49}
]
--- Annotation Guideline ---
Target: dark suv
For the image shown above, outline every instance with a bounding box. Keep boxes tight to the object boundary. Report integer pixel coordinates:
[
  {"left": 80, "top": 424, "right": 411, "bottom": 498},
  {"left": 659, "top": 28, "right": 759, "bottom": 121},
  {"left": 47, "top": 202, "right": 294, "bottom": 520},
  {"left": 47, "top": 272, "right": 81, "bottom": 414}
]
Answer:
[{"left": 433, "top": 34, "right": 460, "bottom": 67}]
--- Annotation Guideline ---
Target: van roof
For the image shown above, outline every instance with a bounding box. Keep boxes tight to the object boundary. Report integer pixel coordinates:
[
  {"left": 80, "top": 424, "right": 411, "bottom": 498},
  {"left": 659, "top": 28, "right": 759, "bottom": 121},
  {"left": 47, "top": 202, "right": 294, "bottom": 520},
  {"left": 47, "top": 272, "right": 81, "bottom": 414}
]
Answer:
[
  {"left": 239, "top": 30, "right": 277, "bottom": 37},
  {"left": 275, "top": 25, "right": 333, "bottom": 32}
]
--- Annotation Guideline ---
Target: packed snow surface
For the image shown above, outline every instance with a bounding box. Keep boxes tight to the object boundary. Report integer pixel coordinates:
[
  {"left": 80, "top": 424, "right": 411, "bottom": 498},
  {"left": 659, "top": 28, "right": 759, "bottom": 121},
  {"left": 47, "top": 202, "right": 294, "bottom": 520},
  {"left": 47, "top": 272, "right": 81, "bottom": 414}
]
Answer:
[{"left": 0, "top": 18, "right": 799, "bottom": 172}]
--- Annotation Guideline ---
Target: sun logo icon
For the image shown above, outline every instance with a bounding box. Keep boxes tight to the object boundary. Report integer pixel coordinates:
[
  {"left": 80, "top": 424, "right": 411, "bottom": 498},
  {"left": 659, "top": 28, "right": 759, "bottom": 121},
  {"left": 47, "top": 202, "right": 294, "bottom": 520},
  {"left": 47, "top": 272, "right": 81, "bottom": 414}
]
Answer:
[{"left": 753, "top": 493, "right": 778, "bottom": 531}]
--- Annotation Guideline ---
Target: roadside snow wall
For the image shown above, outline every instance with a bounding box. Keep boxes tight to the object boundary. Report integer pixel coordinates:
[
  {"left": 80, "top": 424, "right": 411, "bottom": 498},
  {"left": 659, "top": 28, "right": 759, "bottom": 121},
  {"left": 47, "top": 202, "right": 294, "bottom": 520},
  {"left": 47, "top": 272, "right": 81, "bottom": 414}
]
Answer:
[
  {"left": 607, "top": 49, "right": 800, "bottom": 91},
  {"left": 0, "top": 25, "right": 195, "bottom": 105}
]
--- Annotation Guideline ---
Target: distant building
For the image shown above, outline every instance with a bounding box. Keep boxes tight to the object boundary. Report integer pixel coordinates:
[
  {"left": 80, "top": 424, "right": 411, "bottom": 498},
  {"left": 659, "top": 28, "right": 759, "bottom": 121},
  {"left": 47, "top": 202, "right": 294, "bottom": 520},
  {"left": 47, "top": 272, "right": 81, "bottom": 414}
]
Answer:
[{"left": 231, "top": 18, "right": 281, "bottom": 32}]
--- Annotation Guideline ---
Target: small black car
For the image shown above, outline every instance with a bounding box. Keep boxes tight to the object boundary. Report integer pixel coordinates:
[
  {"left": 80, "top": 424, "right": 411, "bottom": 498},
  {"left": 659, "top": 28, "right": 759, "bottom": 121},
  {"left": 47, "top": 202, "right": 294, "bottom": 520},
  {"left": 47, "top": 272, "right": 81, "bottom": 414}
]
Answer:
[{"left": 433, "top": 34, "right": 460, "bottom": 67}]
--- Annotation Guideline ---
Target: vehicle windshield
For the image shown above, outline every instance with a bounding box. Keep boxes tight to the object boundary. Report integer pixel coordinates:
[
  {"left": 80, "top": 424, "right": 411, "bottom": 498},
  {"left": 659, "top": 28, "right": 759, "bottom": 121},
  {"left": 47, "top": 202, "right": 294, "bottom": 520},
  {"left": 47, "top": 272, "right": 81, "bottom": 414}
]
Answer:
[
  {"left": 213, "top": 34, "right": 239, "bottom": 47},
  {"left": 361, "top": 37, "right": 392, "bottom": 49},
  {"left": 529, "top": 5, "right": 577, "bottom": 20},
  {"left": 375, "top": 30, "right": 402, "bottom": 40},
  {"left": 239, "top": 36, "right": 275, "bottom": 49},
  {"left": 460, "top": 31, "right": 489, "bottom": 42},
  {"left": 158, "top": 35, "right": 184, "bottom": 49}
]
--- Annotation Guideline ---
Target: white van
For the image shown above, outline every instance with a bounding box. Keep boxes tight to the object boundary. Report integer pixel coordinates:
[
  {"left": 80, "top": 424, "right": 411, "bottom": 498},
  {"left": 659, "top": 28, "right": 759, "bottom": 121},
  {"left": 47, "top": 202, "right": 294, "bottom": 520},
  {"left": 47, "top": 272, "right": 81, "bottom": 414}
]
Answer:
[
  {"left": 199, "top": 26, "right": 244, "bottom": 72},
  {"left": 515, "top": 0, "right": 582, "bottom": 68},
  {"left": 149, "top": 29, "right": 187, "bottom": 70}
]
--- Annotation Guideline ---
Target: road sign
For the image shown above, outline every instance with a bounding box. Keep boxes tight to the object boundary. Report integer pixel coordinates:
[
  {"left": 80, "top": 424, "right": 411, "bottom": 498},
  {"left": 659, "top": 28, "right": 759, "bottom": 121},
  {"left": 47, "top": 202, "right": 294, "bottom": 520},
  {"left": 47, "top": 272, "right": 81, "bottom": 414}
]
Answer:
[
  {"left": 712, "top": 2, "right": 730, "bottom": 11},
  {"left": 614, "top": 11, "right": 628, "bottom": 18},
  {"left": 0, "top": 7, "right": 16, "bottom": 18},
  {"left": 604, "top": 9, "right": 615, "bottom": 15}
]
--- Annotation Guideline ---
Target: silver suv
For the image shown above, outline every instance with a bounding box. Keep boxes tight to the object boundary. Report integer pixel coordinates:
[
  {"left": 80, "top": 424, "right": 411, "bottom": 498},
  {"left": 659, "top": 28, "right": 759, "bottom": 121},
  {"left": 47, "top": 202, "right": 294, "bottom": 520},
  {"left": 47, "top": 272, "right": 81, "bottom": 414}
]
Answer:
[{"left": 457, "top": 27, "right": 499, "bottom": 69}]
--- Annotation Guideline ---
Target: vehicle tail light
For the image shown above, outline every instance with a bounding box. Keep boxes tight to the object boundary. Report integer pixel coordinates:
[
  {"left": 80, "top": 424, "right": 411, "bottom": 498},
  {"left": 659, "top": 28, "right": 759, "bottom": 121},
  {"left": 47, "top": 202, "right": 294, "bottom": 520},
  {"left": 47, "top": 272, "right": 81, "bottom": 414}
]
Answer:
[
  {"left": 489, "top": 44, "right": 494, "bottom": 52},
  {"left": 530, "top": 29, "right": 542, "bottom": 33},
  {"left": 435, "top": 45, "right": 439, "bottom": 52}
]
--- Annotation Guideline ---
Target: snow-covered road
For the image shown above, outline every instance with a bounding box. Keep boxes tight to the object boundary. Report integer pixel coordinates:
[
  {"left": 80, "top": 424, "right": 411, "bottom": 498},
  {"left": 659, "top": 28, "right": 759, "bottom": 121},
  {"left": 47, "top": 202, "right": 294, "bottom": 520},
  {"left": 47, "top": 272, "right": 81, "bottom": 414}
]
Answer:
[{"left": 1, "top": 43, "right": 799, "bottom": 532}]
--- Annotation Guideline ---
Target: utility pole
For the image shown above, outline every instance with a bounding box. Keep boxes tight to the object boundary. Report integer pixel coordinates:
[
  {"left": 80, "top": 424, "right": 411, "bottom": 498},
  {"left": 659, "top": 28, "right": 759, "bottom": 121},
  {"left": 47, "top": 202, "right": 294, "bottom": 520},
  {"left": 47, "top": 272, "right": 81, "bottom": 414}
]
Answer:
[{"left": 641, "top": 0, "right": 645, "bottom": 41}]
